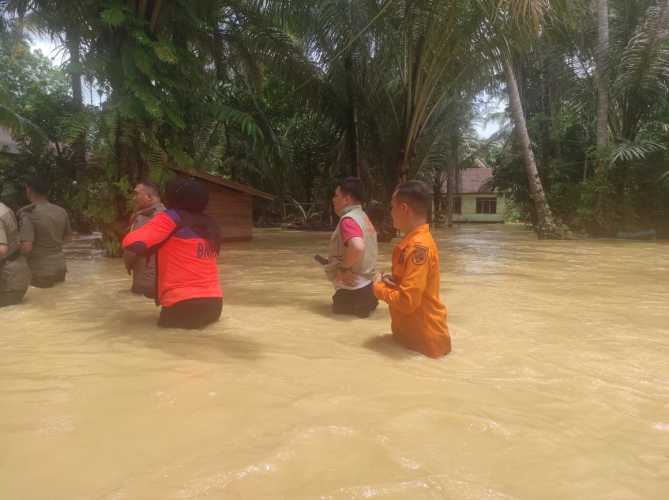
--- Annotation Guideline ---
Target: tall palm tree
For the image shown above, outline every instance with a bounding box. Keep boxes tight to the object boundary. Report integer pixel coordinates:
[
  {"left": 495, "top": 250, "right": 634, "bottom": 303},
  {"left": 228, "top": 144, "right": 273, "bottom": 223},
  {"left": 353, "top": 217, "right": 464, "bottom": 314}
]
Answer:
[
  {"left": 595, "top": 0, "right": 610, "bottom": 172},
  {"left": 475, "top": 0, "right": 564, "bottom": 238}
]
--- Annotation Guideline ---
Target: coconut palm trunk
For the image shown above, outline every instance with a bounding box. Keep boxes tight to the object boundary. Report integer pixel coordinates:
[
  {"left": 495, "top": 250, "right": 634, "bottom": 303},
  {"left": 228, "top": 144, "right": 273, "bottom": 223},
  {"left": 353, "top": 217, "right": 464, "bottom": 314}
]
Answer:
[
  {"left": 595, "top": 0, "right": 609, "bottom": 172},
  {"left": 66, "top": 25, "right": 83, "bottom": 109},
  {"left": 504, "top": 58, "right": 560, "bottom": 238},
  {"left": 445, "top": 165, "right": 456, "bottom": 227},
  {"left": 445, "top": 131, "right": 460, "bottom": 227},
  {"left": 433, "top": 170, "right": 444, "bottom": 224},
  {"left": 66, "top": 24, "right": 85, "bottom": 180}
]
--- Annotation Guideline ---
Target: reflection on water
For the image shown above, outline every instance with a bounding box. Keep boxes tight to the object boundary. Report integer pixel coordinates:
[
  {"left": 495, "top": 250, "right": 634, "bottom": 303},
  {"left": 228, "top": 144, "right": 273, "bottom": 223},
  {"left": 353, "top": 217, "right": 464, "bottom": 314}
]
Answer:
[{"left": 1, "top": 225, "right": 668, "bottom": 499}]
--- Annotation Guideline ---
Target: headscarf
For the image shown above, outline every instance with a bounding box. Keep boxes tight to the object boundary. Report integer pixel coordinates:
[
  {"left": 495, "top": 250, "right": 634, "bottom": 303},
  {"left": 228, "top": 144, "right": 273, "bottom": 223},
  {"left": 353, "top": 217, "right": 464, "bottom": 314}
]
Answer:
[{"left": 164, "top": 177, "right": 222, "bottom": 251}]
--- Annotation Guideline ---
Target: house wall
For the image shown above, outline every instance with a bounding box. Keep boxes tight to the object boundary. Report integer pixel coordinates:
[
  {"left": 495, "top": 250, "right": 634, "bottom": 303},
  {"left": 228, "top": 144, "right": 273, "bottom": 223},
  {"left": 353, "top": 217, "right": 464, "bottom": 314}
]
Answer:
[
  {"left": 452, "top": 193, "right": 505, "bottom": 223},
  {"left": 206, "top": 184, "right": 253, "bottom": 241}
]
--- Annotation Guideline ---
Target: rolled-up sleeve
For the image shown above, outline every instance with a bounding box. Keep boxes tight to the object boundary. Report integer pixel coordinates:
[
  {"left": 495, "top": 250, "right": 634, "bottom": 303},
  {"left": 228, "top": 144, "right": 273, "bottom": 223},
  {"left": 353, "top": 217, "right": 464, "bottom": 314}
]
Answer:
[{"left": 0, "top": 221, "right": 8, "bottom": 246}]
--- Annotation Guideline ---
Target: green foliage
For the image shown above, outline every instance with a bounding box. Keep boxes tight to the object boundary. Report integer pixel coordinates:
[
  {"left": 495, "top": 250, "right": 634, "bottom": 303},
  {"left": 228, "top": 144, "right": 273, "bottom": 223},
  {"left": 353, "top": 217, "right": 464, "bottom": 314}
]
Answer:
[
  {"left": 101, "top": 5, "right": 126, "bottom": 27},
  {"left": 489, "top": 0, "right": 669, "bottom": 236},
  {"left": 0, "top": 0, "right": 667, "bottom": 240}
]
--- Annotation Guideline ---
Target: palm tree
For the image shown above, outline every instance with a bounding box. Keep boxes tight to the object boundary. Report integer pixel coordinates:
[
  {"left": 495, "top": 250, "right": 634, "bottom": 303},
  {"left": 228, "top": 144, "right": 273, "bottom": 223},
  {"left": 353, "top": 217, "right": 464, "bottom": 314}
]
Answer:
[
  {"left": 415, "top": 90, "right": 479, "bottom": 227},
  {"left": 595, "top": 0, "right": 610, "bottom": 170},
  {"left": 475, "top": 0, "right": 564, "bottom": 238},
  {"left": 294, "top": 0, "right": 483, "bottom": 199},
  {"left": 610, "top": 0, "right": 669, "bottom": 143}
]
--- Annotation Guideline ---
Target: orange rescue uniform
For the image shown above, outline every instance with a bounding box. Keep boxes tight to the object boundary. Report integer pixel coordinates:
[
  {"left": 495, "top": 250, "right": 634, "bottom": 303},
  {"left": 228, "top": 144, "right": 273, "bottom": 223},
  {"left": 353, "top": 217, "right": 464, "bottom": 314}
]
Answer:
[{"left": 373, "top": 224, "right": 451, "bottom": 358}]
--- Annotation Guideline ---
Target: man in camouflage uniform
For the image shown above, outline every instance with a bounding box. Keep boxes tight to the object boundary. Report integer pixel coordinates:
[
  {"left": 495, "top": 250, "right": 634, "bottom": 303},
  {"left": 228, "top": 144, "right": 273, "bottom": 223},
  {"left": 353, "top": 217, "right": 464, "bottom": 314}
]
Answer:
[
  {"left": 0, "top": 193, "right": 31, "bottom": 307},
  {"left": 18, "top": 178, "right": 72, "bottom": 288},
  {"left": 127, "top": 181, "right": 164, "bottom": 298}
]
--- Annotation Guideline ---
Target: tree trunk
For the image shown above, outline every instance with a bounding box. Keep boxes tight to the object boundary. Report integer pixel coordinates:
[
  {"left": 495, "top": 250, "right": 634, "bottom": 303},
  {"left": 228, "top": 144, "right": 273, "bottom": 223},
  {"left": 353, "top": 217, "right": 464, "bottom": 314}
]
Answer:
[
  {"left": 343, "top": 0, "right": 361, "bottom": 178},
  {"left": 433, "top": 171, "right": 443, "bottom": 225},
  {"left": 445, "top": 130, "right": 460, "bottom": 227},
  {"left": 212, "top": 24, "right": 226, "bottom": 82},
  {"left": 397, "top": 151, "right": 410, "bottom": 184},
  {"left": 344, "top": 52, "right": 361, "bottom": 178},
  {"left": 445, "top": 166, "right": 456, "bottom": 227},
  {"left": 595, "top": 0, "right": 609, "bottom": 172},
  {"left": 66, "top": 26, "right": 83, "bottom": 109},
  {"left": 504, "top": 58, "right": 561, "bottom": 239},
  {"left": 540, "top": 43, "right": 553, "bottom": 167},
  {"left": 66, "top": 24, "right": 85, "bottom": 180}
]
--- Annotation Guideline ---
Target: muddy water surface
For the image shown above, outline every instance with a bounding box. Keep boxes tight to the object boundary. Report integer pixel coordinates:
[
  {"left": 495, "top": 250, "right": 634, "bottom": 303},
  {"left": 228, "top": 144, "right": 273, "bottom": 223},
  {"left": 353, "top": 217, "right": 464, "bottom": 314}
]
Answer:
[{"left": 1, "top": 225, "right": 668, "bottom": 499}]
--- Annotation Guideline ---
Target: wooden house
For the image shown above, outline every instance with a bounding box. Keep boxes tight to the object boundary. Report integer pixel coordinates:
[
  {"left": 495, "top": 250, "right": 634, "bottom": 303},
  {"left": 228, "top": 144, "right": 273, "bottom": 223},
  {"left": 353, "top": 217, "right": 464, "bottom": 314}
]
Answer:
[{"left": 169, "top": 167, "right": 274, "bottom": 241}]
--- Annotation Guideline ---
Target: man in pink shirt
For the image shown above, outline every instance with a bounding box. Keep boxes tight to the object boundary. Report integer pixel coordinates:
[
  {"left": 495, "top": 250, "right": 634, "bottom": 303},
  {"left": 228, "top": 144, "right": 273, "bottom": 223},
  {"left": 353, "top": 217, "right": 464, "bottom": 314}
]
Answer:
[{"left": 325, "top": 178, "right": 379, "bottom": 318}]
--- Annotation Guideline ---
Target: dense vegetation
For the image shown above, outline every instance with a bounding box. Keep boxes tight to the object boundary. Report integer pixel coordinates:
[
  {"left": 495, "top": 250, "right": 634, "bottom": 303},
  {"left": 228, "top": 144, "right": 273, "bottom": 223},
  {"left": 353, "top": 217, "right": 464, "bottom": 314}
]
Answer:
[{"left": 1, "top": 1, "right": 668, "bottom": 247}]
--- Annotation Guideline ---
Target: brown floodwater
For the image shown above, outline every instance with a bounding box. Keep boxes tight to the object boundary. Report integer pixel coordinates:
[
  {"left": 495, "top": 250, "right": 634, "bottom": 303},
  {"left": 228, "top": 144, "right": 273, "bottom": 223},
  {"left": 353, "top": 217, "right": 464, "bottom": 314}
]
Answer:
[{"left": 1, "top": 225, "right": 668, "bottom": 500}]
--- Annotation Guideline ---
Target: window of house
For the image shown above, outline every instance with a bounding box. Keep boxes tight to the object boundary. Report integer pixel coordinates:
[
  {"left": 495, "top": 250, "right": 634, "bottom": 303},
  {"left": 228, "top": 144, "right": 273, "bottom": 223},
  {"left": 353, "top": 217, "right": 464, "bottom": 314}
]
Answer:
[
  {"left": 453, "top": 196, "right": 462, "bottom": 214},
  {"left": 476, "top": 197, "right": 497, "bottom": 214}
]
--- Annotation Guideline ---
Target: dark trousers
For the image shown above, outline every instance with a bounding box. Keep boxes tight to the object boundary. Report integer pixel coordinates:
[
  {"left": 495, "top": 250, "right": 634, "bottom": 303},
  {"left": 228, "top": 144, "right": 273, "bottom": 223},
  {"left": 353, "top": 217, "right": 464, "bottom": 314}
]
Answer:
[
  {"left": 158, "top": 297, "right": 223, "bottom": 329},
  {"left": 332, "top": 283, "right": 378, "bottom": 318},
  {"left": 0, "top": 290, "right": 27, "bottom": 308},
  {"left": 131, "top": 287, "right": 156, "bottom": 300},
  {"left": 31, "top": 271, "right": 66, "bottom": 289}
]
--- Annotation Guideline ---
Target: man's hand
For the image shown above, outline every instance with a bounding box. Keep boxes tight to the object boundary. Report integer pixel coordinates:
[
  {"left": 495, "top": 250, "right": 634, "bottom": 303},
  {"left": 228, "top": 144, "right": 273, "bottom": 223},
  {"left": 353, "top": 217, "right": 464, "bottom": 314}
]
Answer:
[
  {"left": 380, "top": 273, "right": 398, "bottom": 289},
  {"left": 337, "top": 267, "right": 358, "bottom": 287},
  {"left": 20, "top": 241, "right": 33, "bottom": 255},
  {"left": 123, "top": 250, "right": 137, "bottom": 275}
]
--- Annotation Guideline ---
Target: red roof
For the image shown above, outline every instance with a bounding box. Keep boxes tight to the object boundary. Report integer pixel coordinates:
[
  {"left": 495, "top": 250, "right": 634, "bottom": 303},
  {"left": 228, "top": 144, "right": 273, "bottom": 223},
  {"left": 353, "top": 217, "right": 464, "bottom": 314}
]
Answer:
[
  {"left": 170, "top": 166, "right": 275, "bottom": 201},
  {"left": 441, "top": 164, "right": 495, "bottom": 194}
]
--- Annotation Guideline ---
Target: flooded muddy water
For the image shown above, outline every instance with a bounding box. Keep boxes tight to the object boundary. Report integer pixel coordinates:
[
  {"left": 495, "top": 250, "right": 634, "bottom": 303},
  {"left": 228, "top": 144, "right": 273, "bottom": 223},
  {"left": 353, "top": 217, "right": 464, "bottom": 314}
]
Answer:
[{"left": 1, "top": 225, "right": 668, "bottom": 499}]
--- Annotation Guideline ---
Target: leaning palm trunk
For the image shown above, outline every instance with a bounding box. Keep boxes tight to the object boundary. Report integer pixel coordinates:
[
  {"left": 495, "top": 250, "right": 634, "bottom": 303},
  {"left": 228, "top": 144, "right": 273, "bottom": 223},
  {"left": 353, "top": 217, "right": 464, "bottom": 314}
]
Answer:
[{"left": 504, "top": 58, "right": 561, "bottom": 239}]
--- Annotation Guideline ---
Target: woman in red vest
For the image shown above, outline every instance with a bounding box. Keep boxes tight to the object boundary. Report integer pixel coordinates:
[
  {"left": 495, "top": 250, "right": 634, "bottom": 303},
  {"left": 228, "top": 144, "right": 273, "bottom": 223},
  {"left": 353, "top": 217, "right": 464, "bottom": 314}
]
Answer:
[{"left": 123, "top": 178, "right": 223, "bottom": 329}]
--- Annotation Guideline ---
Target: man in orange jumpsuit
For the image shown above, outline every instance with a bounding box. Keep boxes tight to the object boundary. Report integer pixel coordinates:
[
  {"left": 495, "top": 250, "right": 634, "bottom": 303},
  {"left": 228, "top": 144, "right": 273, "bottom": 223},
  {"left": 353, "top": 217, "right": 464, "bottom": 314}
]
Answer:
[{"left": 373, "top": 180, "right": 451, "bottom": 358}]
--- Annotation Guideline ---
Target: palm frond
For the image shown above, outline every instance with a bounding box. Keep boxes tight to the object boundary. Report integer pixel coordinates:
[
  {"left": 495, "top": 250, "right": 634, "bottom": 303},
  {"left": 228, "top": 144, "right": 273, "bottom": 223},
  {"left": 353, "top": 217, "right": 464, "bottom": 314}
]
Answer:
[
  {"left": 0, "top": 100, "right": 49, "bottom": 147},
  {"left": 610, "top": 139, "right": 667, "bottom": 164}
]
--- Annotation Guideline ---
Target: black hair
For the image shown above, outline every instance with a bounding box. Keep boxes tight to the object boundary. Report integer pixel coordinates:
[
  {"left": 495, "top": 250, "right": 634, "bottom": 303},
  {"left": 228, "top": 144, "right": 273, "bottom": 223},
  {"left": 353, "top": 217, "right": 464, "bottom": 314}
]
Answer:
[
  {"left": 165, "top": 177, "right": 221, "bottom": 251},
  {"left": 26, "top": 177, "right": 49, "bottom": 197},
  {"left": 137, "top": 180, "right": 161, "bottom": 198},
  {"left": 394, "top": 180, "right": 432, "bottom": 216},
  {"left": 165, "top": 177, "right": 209, "bottom": 213},
  {"left": 336, "top": 177, "right": 366, "bottom": 203}
]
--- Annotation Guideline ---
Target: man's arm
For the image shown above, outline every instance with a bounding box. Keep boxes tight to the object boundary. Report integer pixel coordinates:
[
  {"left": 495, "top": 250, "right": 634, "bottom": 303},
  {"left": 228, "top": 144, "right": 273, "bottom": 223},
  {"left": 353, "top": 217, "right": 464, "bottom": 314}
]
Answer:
[
  {"left": 123, "top": 250, "right": 137, "bottom": 274},
  {"left": 18, "top": 213, "right": 34, "bottom": 255},
  {"left": 336, "top": 217, "right": 366, "bottom": 286},
  {"left": 122, "top": 212, "right": 177, "bottom": 275},
  {"left": 341, "top": 236, "right": 365, "bottom": 267},
  {"left": 0, "top": 223, "right": 7, "bottom": 258},
  {"left": 373, "top": 246, "right": 429, "bottom": 314},
  {"left": 337, "top": 237, "right": 366, "bottom": 286},
  {"left": 122, "top": 211, "right": 178, "bottom": 255}
]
